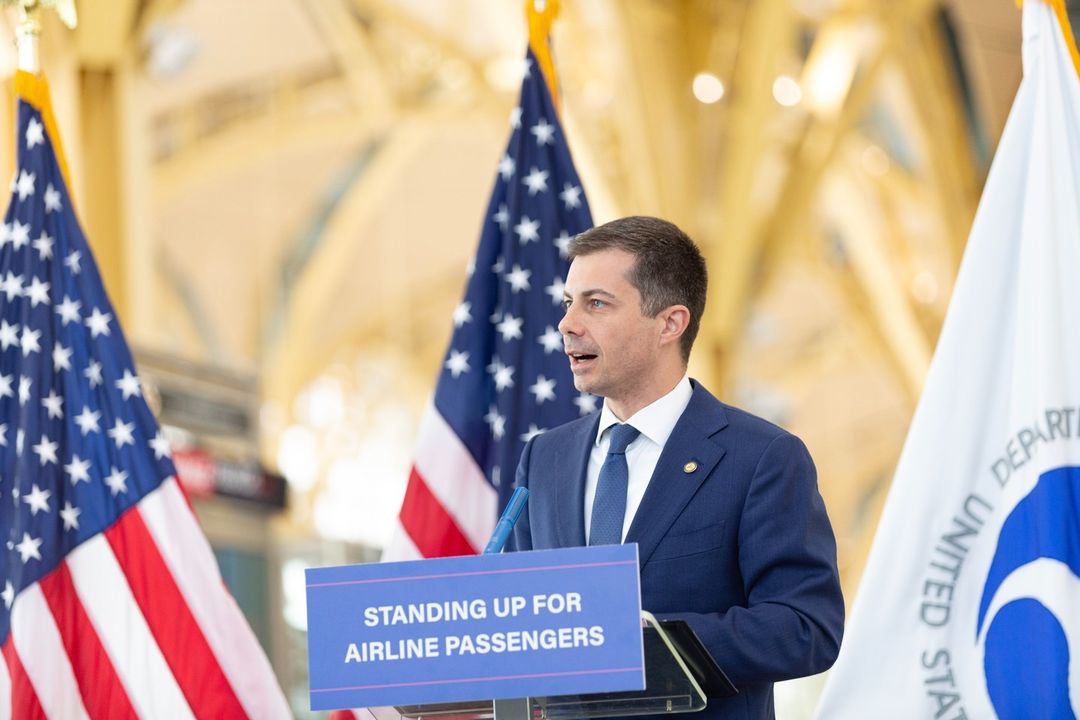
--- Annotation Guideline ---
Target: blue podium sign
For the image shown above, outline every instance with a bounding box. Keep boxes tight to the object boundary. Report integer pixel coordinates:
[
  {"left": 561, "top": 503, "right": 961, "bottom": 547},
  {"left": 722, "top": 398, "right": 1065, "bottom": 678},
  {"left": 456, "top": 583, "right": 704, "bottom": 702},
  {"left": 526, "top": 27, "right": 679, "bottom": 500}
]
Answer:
[{"left": 306, "top": 544, "right": 644, "bottom": 711}]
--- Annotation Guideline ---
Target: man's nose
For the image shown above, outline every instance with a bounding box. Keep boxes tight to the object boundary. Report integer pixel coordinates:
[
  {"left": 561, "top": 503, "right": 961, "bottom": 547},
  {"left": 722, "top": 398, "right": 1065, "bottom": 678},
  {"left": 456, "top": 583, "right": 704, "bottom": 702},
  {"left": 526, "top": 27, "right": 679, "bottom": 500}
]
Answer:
[{"left": 558, "top": 304, "right": 579, "bottom": 337}]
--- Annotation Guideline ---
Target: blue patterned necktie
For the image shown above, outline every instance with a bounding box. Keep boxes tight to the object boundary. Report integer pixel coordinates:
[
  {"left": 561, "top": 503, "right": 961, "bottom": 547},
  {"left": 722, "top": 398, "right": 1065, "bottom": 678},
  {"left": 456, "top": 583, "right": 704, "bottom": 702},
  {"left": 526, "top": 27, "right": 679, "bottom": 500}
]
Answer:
[{"left": 589, "top": 423, "right": 641, "bottom": 546}]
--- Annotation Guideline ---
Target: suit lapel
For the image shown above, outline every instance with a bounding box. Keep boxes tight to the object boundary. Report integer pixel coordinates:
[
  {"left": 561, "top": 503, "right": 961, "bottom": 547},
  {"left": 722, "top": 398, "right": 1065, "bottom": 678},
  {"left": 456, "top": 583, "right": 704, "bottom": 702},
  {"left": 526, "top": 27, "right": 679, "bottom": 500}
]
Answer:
[
  {"left": 625, "top": 383, "right": 728, "bottom": 566},
  {"left": 554, "top": 413, "right": 599, "bottom": 547}
]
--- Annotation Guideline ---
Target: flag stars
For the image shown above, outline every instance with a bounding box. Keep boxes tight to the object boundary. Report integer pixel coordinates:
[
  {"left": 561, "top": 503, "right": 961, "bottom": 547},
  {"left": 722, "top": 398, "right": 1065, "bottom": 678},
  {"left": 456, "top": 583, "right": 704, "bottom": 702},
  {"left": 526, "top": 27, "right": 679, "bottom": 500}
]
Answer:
[
  {"left": 495, "top": 313, "right": 524, "bottom": 341},
  {"left": 0, "top": 423, "right": 6, "bottom": 446},
  {"left": 15, "top": 533, "right": 42, "bottom": 563},
  {"left": 15, "top": 170, "right": 35, "bottom": 201},
  {"left": 64, "top": 249, "right": 81, "bottom": 274},
  {"left": 530, "top": 118, "right": 555, "bottom": 146},
  {"left": 45, "top": 183, "right": 62, "bottom": 213},
  {"left": 25, "top": 117, "right": 44, "bottom": 149},
  {"left": 1, "top": 581, "right": 12, "bottom": 609},
  {"left": 116, "top": 369, "right": 142, "bottom": 400},
  {"left": 545, "top": 277, "right": 565, "bottom": 305},
  {"left": 560, "top": 183, "right": 583, "bottom": 210},
  {"left": 60, "top": 502, "right": 81, "bottom": 531},
  {"left": 19, "top": 326, "right": 41, "bottom": 356},
  {"left": 510, "top": 106, "right": 522, "bottom": 129},
  {"left": 85, "top": 360, "right": 103, "bottom": 388},
  {"left": 574, "top": 392, "right": 599, "bottom": 415},
  {"left": 32, "top": 434, "right": 58, "bottom": 465},
  {"left": 31, "top": 232, "right": 53, "bottom": 260},
  {"left": 452, "top": 301, "right": 472, "bottom": 328},
  {"left": 41, "top": 390, "right": 63, "bottom": 419},
  {"left": 56, "top": 295, "right": 82, "bottom": 325},
  {"left": 53, "top": 343, "right": 72, "bottom": 371},
  {"left": 85, "top": 308, "right": 112, "bottom": 337},
  {"left": 22, "top": 484, "right": 51, "bottom": 515},
  {"left": 514, "top": 216, "right": 540, "bottom": 244},
  {"left": 520, "top": 424, "right": 545, "bottom": 443},
  {"left": 494, "top": 364, "right": 515, "bottom": 391},
  {"left": 108, "top": 419, "right": 135, "bottom": 449},
  {"left": 24, "top": 276, "right": 50, "bottom": 307},
  {"left": 530, "top": 375, "right": 557, "bottom": 403},
  {"left": 522, "top": 166, "right": 549, "bottom": 195},
  {"left": 554, "top": 231, "right": 572, "bottom": 259},
  {"left": 0, "top": 320, "right": 18, "bottom": 350},
  {"left": 74, "top": 406, "right": 101, "bottom": 435},
  {"left": 104, "top": 466, "right": 129, "bottom": 496},
  {"left": 149, "top": 432, "right": 172, "bottom": 460},
  {"left": 0, "top": 373, "right": 11, "bottom": 398},
  {"left": 18, "top": 375, "right": 31, "bottom": 405},
  {"left": 485, "top": 406, "right": 507, "bottom": 439},
  {"left": 445, "top": 350, "right": 470, "bottom": 378},
  {"left": 65, "top": 455, "right": 91, "bottom": 485},
  {"left": 493, "top": 203, "right": 510, "bottom": 231},
  {"left": 497, "top": 153, "right": 516, "bottom": 180},
  {"left": 538, "top": 325, "right": 563, "bottom": 354},
  {"left": 10, "top": 221, "right": 29, "bottom": 249},
  {"left": 504, "top": 264, "right": 532, "bottom": 293},
  {"left": 1, "top": 272, "right": 24, "bottom": 301}
]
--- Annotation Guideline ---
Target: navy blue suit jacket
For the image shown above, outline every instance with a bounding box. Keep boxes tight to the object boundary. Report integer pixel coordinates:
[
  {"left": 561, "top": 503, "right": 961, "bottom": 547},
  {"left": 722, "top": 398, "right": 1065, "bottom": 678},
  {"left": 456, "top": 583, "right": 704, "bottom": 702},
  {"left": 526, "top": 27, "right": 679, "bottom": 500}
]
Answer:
[{"left": 511, "top": 381, "right": 844, "bottom": 720}]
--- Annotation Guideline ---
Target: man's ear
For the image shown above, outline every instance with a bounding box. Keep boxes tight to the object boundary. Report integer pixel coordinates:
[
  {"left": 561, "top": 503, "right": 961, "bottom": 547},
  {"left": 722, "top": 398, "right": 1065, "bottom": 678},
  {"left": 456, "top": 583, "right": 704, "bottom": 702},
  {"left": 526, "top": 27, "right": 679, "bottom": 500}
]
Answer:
[{"left": 658, "top": 305, "right": 690, "bottom": 347}]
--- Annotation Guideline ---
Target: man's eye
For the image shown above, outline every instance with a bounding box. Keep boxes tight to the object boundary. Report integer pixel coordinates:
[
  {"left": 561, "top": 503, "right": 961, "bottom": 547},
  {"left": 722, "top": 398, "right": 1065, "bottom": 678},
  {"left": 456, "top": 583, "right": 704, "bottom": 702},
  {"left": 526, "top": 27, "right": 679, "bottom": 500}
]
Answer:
[
  {"left": 561, "top": 299, "right": 572, "bottom": 310},
  {"left": 590, "top": 299, "right": 605, "bottom": 309}
]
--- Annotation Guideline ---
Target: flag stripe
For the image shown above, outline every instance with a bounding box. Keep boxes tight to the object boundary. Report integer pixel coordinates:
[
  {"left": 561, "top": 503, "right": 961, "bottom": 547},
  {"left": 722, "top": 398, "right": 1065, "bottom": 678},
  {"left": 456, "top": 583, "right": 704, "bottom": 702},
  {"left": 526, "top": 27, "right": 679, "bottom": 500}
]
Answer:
[
  {"left": 10, "top": 584, "right": 90, "bottom": 720},
  {"left": 1, "top": 640, "right": 44, "bottom": 720},
  {"left": 382, "top": 520, "right": 423, "bottom": 562},
  {"left": 105, "top": 506, "right": 249, "bottom": 719},
  {"left": 412, "top": 406, "right": 497, "bottom": 550},
  {"left": 139, "top": 478, "right": 292, "bottom": 720},
  {"left": 0, "top": 645, "right": 9, "bottom": 720},
  {"left": 38, "top": 563, "right": 139, "bottom": 720},
  {"left": 400, "top": 467, "right": 478, "bottom": 558},
  {"left": 67, "top": 535, "right": 195, "bottom": 720}
]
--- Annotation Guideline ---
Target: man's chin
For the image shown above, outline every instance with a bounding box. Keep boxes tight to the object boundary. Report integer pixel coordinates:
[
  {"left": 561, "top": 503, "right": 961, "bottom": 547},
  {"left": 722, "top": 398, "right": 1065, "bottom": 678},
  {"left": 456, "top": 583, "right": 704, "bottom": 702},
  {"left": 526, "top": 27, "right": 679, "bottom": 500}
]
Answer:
[
  {"left": 571, "top": 376, "right": 594, "bottom": 394},
  {"left": 571, "top": 375, "right": 605, "bottom": 397}
]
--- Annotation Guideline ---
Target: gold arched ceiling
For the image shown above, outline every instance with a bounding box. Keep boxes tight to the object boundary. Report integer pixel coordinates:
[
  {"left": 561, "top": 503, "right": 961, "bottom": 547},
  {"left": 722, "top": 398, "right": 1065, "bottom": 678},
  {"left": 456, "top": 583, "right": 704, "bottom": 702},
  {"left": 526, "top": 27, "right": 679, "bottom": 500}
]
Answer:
[{"left": 1, "top": 0, "right": 1058, "bottom": 588}]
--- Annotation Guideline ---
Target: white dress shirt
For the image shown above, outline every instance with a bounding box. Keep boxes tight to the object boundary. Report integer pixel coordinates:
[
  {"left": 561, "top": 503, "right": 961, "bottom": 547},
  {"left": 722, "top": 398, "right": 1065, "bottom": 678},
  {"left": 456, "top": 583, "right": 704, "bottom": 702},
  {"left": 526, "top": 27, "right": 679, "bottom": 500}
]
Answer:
[{"left": 584, "top": 375, "right": 693, "bottom": 543}]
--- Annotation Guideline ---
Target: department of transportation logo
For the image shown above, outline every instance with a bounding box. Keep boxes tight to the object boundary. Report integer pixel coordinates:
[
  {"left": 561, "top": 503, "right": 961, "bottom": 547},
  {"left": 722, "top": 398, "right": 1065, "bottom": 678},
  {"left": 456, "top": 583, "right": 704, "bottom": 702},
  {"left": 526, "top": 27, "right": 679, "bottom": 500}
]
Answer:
[{"left": 977, "top": 465, "right": 1080, "bottom": 718}]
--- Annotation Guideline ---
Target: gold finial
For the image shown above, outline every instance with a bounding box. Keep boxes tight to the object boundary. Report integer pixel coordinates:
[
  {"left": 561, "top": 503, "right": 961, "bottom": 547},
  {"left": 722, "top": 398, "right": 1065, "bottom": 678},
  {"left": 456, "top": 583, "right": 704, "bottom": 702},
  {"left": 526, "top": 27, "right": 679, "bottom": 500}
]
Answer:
[{"left": 2, "top": 0, "right": 78, "bottom": 74}]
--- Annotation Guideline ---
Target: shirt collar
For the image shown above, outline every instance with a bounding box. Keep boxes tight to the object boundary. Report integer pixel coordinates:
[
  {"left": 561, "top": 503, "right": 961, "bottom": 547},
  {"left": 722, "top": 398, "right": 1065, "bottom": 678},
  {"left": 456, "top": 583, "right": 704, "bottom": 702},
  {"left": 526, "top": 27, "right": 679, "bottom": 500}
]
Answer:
[{"left": 595, "top": 375, "right": 693, "bottom": 448}]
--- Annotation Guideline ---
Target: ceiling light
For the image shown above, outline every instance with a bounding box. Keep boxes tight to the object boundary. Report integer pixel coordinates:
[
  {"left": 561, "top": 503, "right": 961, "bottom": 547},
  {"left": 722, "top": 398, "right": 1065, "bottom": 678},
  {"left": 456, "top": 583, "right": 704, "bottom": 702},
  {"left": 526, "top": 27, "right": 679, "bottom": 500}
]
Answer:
[
  {"left": 692, "top": 72, "right": 725, "bottom": 104},
  {"left": 772, "top": 75, "right": 802, "bottom": 107}
]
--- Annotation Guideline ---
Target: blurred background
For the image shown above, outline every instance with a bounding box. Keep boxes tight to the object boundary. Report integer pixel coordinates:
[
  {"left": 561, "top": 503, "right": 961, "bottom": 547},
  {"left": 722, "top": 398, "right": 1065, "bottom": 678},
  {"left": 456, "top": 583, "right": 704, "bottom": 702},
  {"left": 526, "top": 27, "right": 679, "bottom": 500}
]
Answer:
[{"left": 1, "top": 0, "right": 1074, "bottom": 715}]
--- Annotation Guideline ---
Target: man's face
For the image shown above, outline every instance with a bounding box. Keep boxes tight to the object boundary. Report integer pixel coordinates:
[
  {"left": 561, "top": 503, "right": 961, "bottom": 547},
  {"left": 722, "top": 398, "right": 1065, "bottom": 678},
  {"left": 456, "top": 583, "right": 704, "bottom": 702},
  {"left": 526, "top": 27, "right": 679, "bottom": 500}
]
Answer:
[{"left": 558, "top": 248, "right": 664, "bottom": 403}]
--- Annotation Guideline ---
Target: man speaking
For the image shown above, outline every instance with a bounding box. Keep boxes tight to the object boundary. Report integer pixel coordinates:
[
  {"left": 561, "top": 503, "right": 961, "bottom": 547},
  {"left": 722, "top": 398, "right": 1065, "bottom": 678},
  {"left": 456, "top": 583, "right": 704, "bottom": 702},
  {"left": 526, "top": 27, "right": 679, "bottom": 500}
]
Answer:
[{"left": 511, "top": 216, "right": 844, "bottom": 720}]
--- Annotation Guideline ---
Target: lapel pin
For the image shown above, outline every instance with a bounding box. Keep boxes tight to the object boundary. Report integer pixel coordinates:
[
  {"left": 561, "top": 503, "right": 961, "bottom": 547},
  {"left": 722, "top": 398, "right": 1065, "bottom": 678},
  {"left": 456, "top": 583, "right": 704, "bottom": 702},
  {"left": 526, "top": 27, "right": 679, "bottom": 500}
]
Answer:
[{"left": 683, "top": 461, "right": 698, "bottom": 474}]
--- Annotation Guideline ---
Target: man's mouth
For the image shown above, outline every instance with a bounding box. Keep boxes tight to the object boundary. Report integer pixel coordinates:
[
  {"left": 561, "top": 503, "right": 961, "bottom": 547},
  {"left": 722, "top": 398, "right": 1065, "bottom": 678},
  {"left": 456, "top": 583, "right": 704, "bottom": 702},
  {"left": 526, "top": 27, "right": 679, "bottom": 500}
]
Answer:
[{"left": 567, "top": 352, "right": 598, "bottom": 369}]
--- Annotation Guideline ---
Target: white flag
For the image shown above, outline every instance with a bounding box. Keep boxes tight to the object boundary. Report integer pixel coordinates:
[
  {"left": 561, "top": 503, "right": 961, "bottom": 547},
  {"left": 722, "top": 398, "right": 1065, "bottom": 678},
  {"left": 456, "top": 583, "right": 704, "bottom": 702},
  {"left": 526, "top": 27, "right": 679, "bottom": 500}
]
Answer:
[{"left": 816, "top": 1, "right": 1080, "bottom": 718}]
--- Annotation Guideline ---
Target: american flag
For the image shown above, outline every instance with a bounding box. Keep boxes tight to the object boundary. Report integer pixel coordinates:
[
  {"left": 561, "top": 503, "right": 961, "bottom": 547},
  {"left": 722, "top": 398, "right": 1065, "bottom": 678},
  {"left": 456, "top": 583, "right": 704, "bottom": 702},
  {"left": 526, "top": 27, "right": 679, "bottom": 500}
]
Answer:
[
  {"left": 385, "top": 45, "right": 595, "bottom": 560},
  {"left": 0, "top": 72, "right": 290, "bottom": 718}
]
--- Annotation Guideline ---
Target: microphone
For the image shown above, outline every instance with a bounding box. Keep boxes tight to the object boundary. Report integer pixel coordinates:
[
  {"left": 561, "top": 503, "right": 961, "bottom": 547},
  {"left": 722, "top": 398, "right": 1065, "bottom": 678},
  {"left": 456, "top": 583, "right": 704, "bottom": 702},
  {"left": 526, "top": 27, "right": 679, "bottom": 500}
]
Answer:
[{"left": 482, "top": 486, "right": 529, "bottom": 554}]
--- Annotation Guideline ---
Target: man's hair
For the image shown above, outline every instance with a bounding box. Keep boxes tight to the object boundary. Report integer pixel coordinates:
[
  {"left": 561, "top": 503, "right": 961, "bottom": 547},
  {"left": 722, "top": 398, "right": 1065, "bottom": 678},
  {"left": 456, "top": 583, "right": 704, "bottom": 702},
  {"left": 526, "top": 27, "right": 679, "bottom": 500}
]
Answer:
[{"left": 568, "top": 216, "right": 707, "bottom": 361}]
